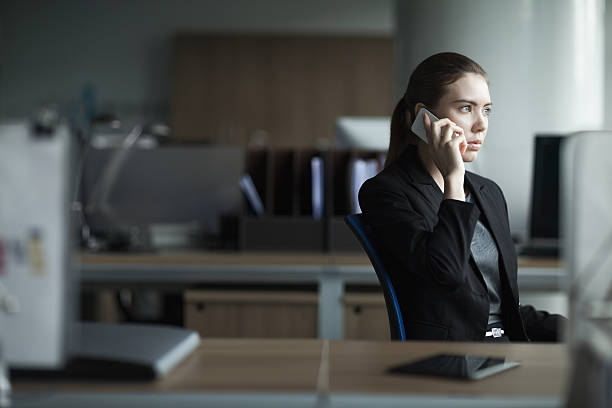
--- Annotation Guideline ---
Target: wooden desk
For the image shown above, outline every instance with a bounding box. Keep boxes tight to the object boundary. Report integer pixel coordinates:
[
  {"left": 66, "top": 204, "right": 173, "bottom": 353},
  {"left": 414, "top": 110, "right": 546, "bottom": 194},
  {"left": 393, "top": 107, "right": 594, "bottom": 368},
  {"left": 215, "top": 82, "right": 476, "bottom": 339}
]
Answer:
[
  {"left": 14, "top": 339, "right": 567, "bottom": 407},
  {"left": 78, "top": 251, "right": 566, "bottom": 340}
]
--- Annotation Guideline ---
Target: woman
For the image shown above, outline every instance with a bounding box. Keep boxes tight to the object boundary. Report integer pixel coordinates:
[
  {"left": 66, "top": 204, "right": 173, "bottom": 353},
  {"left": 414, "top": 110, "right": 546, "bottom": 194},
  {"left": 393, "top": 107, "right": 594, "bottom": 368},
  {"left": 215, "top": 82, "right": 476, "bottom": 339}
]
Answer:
[{"left": 359, "top": 52, "right": 565, "bottom": 342}]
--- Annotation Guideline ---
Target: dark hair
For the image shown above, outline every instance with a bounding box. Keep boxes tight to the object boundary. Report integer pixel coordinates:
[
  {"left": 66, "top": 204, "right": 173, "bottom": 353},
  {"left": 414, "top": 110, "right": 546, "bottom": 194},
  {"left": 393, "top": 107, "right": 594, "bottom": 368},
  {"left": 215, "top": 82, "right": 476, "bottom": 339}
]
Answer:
[{"left": 386, "top": 52, "right": 488, "bottom": 167}]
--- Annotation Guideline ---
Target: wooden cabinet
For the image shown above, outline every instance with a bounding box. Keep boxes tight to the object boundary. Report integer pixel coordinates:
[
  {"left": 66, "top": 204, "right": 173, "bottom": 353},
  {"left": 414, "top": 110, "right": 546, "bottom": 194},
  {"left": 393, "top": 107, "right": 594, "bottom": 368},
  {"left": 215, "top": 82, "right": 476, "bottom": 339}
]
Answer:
[
  {"left": 343, "top": 293, "right": 390, "bottom": 340},
  {"left": 184, "top": 290, "right": 318, "bottom": 338},
  {"left": 184, "top": 289, "right": 390, "bottom": 340},
  {"left": 172, "top": 34, "right": 393, "bottom": 147}
]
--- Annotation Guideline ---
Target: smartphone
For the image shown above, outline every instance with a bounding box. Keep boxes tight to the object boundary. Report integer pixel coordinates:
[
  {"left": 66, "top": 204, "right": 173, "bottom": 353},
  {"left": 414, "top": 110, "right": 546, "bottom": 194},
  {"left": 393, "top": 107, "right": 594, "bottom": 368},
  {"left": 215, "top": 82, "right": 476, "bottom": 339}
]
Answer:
[
  {"left": 388, "top": 353, "right": 520, "bottom": 381},
  {"left": 411, "top": 107, "right": 439, "bottom": 144}
]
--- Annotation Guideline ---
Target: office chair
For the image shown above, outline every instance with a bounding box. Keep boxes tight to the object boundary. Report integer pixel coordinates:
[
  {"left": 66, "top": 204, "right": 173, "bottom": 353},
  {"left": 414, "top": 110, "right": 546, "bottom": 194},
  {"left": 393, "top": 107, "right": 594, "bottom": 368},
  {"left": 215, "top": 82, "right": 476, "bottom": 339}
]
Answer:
[{"left": 344, "top": 214, "right": 407, "bottom": 341}]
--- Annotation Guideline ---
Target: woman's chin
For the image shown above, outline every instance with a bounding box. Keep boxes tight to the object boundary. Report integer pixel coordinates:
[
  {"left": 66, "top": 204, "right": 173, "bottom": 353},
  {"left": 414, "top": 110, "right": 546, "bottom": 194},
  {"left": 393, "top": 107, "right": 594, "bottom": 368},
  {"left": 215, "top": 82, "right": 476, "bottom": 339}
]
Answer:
[{"left": 462, "top": 151, "right": 479, "bottom": 162}]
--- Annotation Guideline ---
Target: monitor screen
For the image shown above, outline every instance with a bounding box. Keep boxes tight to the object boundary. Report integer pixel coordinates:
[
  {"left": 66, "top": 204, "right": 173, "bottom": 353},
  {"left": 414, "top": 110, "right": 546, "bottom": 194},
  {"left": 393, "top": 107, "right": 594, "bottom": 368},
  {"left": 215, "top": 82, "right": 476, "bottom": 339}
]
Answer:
[
  {"left": 80, "top": 145, "right": 244, "bottom": 246},
  {"left": 334, "top": 116, "right": 390, "bottom": 151},
  {"left": 529, "top": 135, "right": 563, "bottom": 240}
]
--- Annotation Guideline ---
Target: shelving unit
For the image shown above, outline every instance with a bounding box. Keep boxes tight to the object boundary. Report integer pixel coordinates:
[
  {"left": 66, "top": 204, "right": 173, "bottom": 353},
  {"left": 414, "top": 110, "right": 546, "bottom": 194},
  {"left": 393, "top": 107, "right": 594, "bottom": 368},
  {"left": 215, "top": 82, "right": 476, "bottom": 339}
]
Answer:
[{"left": 239, "top": 148, "right": 384, "bottom": 252}]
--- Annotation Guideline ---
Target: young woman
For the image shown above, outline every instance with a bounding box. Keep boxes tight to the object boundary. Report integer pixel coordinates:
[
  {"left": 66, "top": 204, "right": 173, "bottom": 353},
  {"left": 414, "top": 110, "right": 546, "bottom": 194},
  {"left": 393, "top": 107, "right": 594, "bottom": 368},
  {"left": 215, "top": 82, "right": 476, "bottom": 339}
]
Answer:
[{"left": 359, "top": 52, "right": 565, "bottom": 342}]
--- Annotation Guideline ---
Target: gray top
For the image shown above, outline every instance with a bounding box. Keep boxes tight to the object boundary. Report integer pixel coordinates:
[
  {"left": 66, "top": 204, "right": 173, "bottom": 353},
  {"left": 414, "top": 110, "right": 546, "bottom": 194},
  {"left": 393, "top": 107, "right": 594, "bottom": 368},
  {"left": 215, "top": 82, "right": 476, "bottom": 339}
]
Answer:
[{"left": 466, "top": 194, "right": 503, "bottom": 325}]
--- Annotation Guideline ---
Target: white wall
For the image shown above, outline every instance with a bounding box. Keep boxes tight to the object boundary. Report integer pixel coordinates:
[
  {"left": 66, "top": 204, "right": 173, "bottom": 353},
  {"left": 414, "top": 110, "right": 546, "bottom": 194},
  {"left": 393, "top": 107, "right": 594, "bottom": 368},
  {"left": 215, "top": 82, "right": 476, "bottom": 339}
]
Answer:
[
  {"left": 396, "top": 0, "right": 605, "bottom": 240},
  {"left": 607, "top": 0, "right": 612, "bottom": 129},
  {"left": 0, "top": 0, "right": 393, "bottom": 121}
]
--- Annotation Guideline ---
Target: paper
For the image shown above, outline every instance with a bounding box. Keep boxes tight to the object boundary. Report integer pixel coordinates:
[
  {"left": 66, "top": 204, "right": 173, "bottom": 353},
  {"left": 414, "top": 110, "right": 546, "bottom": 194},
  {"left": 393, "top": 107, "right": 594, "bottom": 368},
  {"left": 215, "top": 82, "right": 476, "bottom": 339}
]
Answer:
[
  {"left": 239, "top": 174, "right": 264, "bottom": 216},
  {"left": 349, "top": 158, "right": 380, "bottom": 214},
  {"left": 311, "top": 157, "right": 324, "bottom": 220}
]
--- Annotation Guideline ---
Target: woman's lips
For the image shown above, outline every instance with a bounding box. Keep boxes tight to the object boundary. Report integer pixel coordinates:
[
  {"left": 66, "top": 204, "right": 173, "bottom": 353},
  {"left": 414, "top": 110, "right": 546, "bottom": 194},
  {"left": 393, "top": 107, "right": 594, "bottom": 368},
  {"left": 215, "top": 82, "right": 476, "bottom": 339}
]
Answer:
[{"left": 467, "top": 141, "right": 482, "bottom": 151}]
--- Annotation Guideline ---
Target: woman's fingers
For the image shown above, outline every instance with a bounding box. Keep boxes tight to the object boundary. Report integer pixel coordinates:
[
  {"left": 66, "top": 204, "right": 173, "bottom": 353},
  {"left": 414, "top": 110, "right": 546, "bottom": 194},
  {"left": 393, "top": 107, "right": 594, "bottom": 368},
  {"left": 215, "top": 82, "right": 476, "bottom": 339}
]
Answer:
[
  {"left": 440, "top": 124, "right": 464, "bottom": 149},
  {"left": 448, "top": 131, "right": 468, "bottom": 156},
  {"left": 459, "top": 138, "right": 468, "bottom": 155},
  {"left": 420, "top": 115, "right": 466, "bottom": 179},
  {"left": 441, "top": 122, "right": 458, "bottom": 142},
  {"left": 429, "top": 118, "right": 456, "bottom": 145},
  {"left": 422, "top": 116, "right": 466, "bottom": 156}
]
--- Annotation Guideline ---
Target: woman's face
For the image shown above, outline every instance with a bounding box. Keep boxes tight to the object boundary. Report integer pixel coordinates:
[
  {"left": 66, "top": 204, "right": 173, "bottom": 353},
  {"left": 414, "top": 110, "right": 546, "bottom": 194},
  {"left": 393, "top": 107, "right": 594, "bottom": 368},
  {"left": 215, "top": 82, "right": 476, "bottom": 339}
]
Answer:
[{"left": 432, "top": 73, "right": 492, "bottom": 162}]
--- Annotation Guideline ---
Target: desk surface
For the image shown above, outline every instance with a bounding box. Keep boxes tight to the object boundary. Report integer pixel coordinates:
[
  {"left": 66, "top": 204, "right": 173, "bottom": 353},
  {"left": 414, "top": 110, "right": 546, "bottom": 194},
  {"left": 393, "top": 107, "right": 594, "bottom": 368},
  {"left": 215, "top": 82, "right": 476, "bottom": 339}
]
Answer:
[
  {"left": 78, "top": 251, "right": 565, "bottom": 292},
  {"left": 79, "top": 250, "right": 563, "bottom": 269},
  {"left": 16, "top": 339, "right": 567, "bottom": 398}
]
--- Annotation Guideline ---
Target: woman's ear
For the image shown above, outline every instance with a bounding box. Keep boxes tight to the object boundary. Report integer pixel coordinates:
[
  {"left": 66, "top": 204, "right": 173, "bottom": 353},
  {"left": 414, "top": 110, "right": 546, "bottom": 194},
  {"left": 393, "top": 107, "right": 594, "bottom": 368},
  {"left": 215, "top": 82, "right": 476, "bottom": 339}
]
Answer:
[{"left": 413, "top": 102, "right": 426, "bottom": 119}]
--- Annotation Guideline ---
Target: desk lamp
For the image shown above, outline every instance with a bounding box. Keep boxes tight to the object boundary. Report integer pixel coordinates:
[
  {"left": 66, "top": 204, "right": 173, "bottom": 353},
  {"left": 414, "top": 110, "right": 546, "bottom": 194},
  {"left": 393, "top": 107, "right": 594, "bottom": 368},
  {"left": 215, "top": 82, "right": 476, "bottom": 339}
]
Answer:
[{"left": 82, "top": 124, "right": 151, "bottom": 251}]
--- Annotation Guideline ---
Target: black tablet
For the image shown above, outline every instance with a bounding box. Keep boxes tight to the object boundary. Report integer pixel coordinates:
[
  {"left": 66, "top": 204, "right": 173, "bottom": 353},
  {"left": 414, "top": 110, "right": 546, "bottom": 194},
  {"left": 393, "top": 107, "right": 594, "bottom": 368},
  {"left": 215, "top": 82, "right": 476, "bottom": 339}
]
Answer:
[{"left": 388, "top": 353, "right": 520, "bottom": 380}]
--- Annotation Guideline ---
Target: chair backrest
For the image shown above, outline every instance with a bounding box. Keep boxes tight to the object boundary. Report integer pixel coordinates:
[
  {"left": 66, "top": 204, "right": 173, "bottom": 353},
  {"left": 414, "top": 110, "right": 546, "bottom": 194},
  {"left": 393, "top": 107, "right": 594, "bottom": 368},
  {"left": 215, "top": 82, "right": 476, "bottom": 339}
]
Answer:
[{"left": 344, "top": 214, "right": 406, "bottom": 341}]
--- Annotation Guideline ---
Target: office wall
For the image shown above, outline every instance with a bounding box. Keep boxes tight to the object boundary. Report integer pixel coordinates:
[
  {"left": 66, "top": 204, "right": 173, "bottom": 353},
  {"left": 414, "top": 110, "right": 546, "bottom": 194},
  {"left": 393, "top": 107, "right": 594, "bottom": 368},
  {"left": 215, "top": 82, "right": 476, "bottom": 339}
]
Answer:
[
  {"left": 0, "top": 0, "right": 393, "bottom": 121},
  {"left": 607, "top": 0, "right": 612, "bottom": 129},
  {"left": 396, "top": 0, "right": 605, "bottom": 240}
]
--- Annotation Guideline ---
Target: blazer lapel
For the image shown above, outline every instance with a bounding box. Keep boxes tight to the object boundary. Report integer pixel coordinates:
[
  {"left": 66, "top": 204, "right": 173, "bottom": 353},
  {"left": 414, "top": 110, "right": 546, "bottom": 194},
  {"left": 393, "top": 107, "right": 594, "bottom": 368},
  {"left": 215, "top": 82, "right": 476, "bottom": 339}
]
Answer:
[{"left": 465, "top": 173, "right": 519, "bottom": 302}]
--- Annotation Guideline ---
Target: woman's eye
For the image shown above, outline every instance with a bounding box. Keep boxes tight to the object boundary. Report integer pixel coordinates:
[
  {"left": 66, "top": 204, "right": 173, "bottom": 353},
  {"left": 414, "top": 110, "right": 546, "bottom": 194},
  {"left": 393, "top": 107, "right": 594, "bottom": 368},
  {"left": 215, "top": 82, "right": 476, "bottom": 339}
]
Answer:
[
  {"left": 459, "top": 105, "right": 471, "bottom": 112},
  {"left": 483, "top": 107, "right": 493, "bottom": 116}
]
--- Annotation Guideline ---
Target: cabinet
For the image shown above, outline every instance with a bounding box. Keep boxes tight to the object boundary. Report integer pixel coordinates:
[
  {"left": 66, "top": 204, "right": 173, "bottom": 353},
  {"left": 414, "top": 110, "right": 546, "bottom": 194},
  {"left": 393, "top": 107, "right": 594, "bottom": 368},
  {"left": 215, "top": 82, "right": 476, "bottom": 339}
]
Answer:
[
  {"left": 184, "top": 289, "right": 390, "bottom": 340},
  {"left": 172, "top": 34, "right": 393, "bottom": 147},
  {"left": 343, "top": 293, "right": 390, "bottom": 340},
  {"left": 184, "top": 290, "right": 318, "bottom": 338}
]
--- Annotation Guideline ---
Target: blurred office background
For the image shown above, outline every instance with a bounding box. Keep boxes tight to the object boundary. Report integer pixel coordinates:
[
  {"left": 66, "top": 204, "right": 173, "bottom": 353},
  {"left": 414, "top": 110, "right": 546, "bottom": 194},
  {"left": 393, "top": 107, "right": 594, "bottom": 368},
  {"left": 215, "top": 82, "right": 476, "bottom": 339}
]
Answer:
[
  {"left": 1, "top": 0, "right": 609, "bottom": 240},
  {"left": 0, "top": 0, "right": 607, "bottom": 332}
]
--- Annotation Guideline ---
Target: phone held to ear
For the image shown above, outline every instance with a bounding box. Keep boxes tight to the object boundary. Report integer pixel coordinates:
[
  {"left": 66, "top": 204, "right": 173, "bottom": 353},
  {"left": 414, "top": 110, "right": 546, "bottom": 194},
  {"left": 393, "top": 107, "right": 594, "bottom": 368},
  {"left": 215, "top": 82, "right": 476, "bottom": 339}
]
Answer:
[{"left": 410, "top": 107, "right": 439, "bottom": 144}]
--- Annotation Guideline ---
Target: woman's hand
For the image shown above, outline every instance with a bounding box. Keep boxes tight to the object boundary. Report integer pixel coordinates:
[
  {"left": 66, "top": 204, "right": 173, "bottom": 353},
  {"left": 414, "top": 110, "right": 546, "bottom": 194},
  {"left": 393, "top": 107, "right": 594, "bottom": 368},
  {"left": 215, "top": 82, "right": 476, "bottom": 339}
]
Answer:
[{"left": 423, "top": 113, "right": 467, "bottom": 199}]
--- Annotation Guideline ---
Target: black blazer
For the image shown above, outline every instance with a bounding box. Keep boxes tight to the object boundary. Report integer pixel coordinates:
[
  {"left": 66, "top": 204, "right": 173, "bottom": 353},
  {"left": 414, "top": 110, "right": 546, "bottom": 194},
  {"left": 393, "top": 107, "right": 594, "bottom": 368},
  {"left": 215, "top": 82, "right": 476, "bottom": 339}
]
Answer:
[{"left": 359, "top": 146, "right": 564, "bottom": 342}]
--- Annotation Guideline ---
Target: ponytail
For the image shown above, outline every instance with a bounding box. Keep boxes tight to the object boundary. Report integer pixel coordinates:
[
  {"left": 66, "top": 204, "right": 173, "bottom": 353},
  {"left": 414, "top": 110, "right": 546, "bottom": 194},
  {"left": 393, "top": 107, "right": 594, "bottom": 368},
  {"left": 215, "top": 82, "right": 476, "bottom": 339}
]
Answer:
[{"left": 386, "top": 97, "right": 418, "bottom": 168}]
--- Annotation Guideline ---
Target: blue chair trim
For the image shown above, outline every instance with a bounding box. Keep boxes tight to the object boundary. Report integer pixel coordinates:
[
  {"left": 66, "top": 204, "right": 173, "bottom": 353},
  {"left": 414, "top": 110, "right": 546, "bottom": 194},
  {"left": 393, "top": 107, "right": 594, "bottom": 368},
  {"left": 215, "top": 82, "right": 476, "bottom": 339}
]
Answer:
[{"left": 345, "top": 214, "right": 406, "bottom": 341}]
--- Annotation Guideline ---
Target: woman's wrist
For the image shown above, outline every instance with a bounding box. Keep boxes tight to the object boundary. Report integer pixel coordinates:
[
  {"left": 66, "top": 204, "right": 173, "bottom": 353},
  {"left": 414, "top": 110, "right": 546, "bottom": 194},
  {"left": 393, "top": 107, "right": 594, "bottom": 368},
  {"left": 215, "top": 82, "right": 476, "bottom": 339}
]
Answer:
[{"left": 443, "top": 175, "right": 465, "bottom": 201}]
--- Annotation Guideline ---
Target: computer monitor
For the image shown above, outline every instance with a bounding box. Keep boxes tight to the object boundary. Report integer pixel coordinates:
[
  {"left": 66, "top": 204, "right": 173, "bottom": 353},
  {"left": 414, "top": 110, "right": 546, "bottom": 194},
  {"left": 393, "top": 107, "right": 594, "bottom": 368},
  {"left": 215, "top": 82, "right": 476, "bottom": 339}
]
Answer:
[
  {"left": 527, "top": 135, "right": 564, "bottom": 243},
  {"left": 334, "top": 116, "right": 390, "bottom": 151},
  {"left": 80, "top": 145, "right": 245, "bottom": 249}
]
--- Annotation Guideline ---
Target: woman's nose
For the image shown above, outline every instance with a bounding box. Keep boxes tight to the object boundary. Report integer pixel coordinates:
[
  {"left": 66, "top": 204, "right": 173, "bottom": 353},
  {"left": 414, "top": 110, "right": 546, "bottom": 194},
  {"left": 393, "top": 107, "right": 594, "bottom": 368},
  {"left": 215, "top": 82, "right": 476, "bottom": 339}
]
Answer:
[{"left": 472, "top": 112, "right": 487, "bottom": 133}]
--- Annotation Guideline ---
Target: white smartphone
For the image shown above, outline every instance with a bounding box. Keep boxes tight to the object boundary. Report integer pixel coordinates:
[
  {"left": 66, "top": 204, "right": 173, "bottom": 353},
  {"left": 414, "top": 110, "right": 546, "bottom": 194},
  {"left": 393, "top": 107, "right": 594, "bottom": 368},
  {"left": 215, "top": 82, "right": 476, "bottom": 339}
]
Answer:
[{"left": 410, "top": 107, "right": 438, "bottom": 144}]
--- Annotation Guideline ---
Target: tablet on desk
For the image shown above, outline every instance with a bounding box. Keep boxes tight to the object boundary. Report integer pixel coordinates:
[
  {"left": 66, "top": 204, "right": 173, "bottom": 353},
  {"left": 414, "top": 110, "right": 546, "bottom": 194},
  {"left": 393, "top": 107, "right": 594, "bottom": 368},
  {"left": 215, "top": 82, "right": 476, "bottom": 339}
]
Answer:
[{"left": 388, "top": 353, "right": 520, "bottom": 381}]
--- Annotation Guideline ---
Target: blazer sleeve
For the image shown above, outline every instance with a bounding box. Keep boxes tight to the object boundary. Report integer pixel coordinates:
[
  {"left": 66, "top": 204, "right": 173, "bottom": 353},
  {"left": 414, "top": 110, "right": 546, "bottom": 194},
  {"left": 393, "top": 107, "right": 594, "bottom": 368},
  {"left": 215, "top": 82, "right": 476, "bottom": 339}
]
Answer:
[
  {"left": 520, "top": 305, "right": 567, "bottom": 342},
  {"left": 359, "top": 176, "right": 481, "bottom": 290}
]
